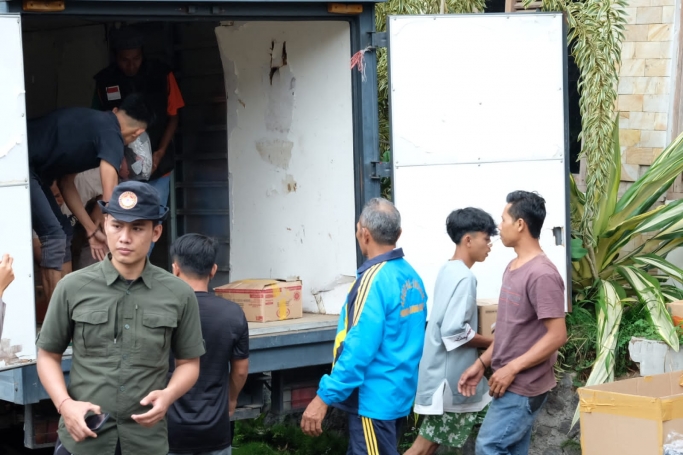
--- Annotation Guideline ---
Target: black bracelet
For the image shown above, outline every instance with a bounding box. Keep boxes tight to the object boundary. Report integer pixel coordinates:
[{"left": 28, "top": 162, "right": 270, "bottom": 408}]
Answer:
[
  {"left": 478, "top": 357, "right": 487, "bottom": 369},
  {"left": 88, "top": 230, "right": 98, "bottom": 240}
]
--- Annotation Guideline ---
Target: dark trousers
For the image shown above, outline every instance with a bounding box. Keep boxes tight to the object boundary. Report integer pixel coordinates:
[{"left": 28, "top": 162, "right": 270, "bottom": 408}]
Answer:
[
  {"left": 29, "top": 169, "right": 73, "bottom": 270},
  {"left": 347, "top": 413, "right": 405, "bottom": 455},
  {"left": 54, "top": 438, "right": 121, "bottom": 455}
]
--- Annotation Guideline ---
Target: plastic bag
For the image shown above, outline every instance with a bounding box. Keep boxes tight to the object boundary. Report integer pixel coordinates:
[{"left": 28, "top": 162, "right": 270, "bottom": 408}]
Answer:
[
  {"left": 664, "top": 431, "right": 683, "bottom": 455},
  {"left": 122, "top": 132, "right": 153, "bottom": 181}
]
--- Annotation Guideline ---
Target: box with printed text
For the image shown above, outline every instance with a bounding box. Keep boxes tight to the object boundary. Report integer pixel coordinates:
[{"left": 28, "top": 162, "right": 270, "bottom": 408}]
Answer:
[{"left": 214, "top": 279, "right": 303, "bottom": 323}]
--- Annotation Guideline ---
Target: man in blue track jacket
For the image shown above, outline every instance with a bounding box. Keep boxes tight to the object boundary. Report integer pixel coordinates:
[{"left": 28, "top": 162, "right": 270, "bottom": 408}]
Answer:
[{"left": 301, "top": 198, "right": 428, "bottom": 455}]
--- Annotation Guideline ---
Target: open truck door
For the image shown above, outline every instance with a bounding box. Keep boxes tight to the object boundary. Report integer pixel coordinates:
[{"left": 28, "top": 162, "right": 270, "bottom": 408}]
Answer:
[
  {"left": 0, "top": 14, "right": 37, "bottom": 370},
  {"left": 389, "top": 14, "right": 570, "bottom": 311}
]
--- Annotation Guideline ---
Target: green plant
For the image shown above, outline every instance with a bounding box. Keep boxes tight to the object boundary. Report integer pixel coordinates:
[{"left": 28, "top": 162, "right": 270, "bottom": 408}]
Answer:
[{"left": 569, "top": 120, "right": 683, "bottom": 424}]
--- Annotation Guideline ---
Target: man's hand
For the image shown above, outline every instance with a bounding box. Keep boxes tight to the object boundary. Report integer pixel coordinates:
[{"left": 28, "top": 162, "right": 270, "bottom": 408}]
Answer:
[
  {"left": 488, "top": 363, "right": 519, "bottom": 398},
  {"left": 0, "top": 254, "right": 15, "bottom": 295},
  {"left": 60, "top": 399, "right": 102, "bottom": 442},
  {"left": 88, "top": 232, "right": 108, "bottom": 262},
  {"left": 458, "top": 361, "right": 485, "bottom": 397},
  {"left": 300, "top": 395, "right": 328, "bottom": 437},
  {"left": 229, "top": 399, "right": 237, "bottom": 417},
  {"left": 131, "top": 389, "right": 172, "bottom": 428},
  {"left": 152, "top": 149, "right": 165, "bottom": 174}
]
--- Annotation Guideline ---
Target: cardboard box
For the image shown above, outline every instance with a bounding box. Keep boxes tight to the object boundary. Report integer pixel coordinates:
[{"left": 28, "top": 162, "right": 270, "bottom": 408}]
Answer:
[
  {"left": 477, "top": 299, "right": 498, "bottom": 337},
  {"left": 578, "top": 371, "right": 683, "bottom": 454},
  {"left": 215, "top": 279, "right": 303, "bottom": 323}
]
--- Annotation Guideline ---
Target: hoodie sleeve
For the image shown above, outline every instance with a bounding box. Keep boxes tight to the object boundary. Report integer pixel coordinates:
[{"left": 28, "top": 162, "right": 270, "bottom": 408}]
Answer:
[{"left": 317, "top": 276, "right": 386, "bottom": 405}]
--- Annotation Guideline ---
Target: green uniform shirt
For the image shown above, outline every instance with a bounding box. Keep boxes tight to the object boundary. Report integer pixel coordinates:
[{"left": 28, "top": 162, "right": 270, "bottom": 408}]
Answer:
[{"left": 37, "top": 257, "right": 206, "bottom": 455}]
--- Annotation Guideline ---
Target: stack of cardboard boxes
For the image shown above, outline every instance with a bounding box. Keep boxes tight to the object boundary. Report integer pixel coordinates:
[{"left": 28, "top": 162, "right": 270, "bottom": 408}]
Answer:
[{"left": 215, "top": 279, "right": 303, "bottom": 323}]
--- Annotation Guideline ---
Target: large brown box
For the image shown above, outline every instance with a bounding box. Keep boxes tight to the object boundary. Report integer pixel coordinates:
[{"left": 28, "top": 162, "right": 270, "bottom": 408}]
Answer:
[
  {"left": 477, "top": 299, "right": 498, "bottom": 337},
  {"left": 578, "top": 371, "right": 683, "bottom": 454},
  {"left": 214, "top": 279, "right": 303, "bottom": 323}
]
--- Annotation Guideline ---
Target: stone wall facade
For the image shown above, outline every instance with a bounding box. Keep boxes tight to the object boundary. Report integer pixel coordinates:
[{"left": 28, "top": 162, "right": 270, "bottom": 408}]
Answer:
[{"left": 618, "top": 0, "right": 677, "bottom": 185}]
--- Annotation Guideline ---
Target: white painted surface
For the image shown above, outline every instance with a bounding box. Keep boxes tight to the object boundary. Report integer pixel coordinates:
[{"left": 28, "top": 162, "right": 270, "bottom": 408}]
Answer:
[
  {"left": 388, "top": 14, "right": 566, "bottom": 168},
  {"left": 216, "top": 22, "right": 356, "bottom": 314},
  {"left": 389, "top": 15, "right": 568, "bottom": 313},
  {"left": 0, "top": 15, "right": 36, "bottom": 370}
]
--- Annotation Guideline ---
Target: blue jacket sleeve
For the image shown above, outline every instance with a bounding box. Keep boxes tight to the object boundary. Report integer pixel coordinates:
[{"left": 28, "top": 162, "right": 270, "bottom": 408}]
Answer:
[{"left": 317, "top": 278, "right": 386, "bottom": 405}]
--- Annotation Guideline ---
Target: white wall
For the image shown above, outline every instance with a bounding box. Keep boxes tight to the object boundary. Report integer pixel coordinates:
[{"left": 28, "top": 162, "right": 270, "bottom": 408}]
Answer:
[
  {"left": 0, "top": 15, "right": 36, "bottom": 369},
  {"left": 215, "top": 22, "right": 357, "bottom": 314}
]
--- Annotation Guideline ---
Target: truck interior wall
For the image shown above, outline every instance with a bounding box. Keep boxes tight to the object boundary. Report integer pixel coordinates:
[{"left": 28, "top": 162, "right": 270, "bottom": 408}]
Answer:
[
  {"left": 19, "top": 16, "right": 357, "bottom": 324},
  {"left": 216, "top": 21, "right": 356, "bottom": 314}
]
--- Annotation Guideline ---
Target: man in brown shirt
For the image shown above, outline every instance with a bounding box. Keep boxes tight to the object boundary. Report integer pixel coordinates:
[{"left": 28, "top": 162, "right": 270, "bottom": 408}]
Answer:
[{"left": 458, "top": 190, "right": 567, "bottom": 455}]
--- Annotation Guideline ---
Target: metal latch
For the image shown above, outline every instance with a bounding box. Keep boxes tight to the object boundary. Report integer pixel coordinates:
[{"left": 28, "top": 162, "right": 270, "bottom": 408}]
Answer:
[
  {"left": 371, "top": 161, "right": 392, "bottom": 180},
  {"left": 370, "top": 32, "right": 387, "bottom": 48}
]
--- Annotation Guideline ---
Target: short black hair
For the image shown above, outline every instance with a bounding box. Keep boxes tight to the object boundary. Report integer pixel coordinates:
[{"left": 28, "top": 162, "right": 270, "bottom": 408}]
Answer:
[
  {"left": 446, "top": 207, "right": 498, "bottom": 245},
  {"left": 506, "top": 191, "right": 546, "bottom": 239},
  {"left": 170, "top": 234, "right": 218, "bottom": 279},
  {"left": 119, "top": 93, "right": 155, "bottom": 127}
]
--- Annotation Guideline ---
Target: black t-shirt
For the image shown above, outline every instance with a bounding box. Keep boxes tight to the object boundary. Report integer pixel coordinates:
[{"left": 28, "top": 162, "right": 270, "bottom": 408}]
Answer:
[
  {"left": 27, "top": 108, "right": 124, "bottom": 183},
  {"left": 167, "top": 292, "right": 249, "bottom": 453}
]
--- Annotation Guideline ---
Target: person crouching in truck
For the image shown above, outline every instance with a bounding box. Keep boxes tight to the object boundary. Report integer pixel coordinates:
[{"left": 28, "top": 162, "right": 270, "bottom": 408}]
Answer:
[
  {"left": 36, "top": 181, "right": 205, "bottom": 455},
  {"left": 301, "top": 197, "right": 428, "bottom": 455},
  {"left": 27, "top": 94, "right": 152, "bottom": 304}
]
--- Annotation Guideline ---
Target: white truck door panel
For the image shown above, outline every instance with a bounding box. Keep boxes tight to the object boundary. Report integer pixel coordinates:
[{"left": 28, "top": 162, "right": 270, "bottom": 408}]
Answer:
[
  {"left": 0, "top": 14, "right": 36, "bottom": 370},
  {"left": 389, "top": 14, "right": 569, "bottom": 312}
]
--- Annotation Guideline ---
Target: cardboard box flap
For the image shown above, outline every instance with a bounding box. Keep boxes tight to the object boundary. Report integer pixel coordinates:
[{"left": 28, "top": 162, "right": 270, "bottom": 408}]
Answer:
[
  {"left": 215, "top": 278, "right": 300, "bottom": 292},
  {"left": 477, "top": 298, "right": 498, "bottom": 306}
]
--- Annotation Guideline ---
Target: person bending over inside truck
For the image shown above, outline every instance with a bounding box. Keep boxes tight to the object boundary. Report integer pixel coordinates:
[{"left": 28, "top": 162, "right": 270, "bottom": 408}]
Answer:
[
  {"left": 0, "top": 254, "right": 15, "bottom": 340},
  {"left": 167, "top": 234, "right": 250, "bottom": 455},
  {"left": 28, "top": 93, "right": 152, "bottom": 305},
  {"left": 301, "top": 198, "right": 428, "bottom": 455},
  {"left": 36, "top": 181, "right": 205, "bottom": 455},
  {"left": 458, "top": 191, "right": 567, "bottom": 455},
  {"left": 406, "top": 208, "right": 497, "bottom": 455}
]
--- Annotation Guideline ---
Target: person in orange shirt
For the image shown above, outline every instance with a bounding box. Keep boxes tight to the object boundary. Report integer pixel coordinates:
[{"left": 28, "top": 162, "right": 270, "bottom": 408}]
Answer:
[{"left": 92, "top": 26, "right": 185, "bottom": 217}]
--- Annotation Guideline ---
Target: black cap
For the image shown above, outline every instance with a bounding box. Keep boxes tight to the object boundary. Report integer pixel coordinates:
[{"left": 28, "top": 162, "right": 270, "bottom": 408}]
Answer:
[
  {"left": 110, "top": 26, "right": 144, "bottom": 51},
  {"left": 98, "top": 181, "right": 169, "bottom": 223}
]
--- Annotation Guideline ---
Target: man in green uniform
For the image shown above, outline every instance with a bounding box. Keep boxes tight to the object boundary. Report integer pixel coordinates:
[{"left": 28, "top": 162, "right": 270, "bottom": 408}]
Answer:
[{"left": 36, "top": 181, "right": 206, "bottom": 455}]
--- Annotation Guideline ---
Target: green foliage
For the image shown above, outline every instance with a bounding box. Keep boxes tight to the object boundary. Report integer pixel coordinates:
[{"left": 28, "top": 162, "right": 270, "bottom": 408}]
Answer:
[{"left": 233, "top": 415, "right": 348, "bottom": 455}]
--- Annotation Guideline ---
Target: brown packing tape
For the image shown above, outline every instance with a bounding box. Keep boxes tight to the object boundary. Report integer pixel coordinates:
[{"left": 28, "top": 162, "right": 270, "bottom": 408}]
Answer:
[{"left": 578, "top": 389, "right": 683, "bottom": 421}]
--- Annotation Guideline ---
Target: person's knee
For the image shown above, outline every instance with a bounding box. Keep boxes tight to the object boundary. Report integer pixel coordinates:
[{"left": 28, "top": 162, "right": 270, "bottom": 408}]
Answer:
[{"left": 39, "top": 235, "right": 67, "bottom": 270}]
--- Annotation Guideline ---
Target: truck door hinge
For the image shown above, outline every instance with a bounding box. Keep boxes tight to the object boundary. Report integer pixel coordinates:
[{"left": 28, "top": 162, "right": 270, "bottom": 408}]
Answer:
[
  {"left": 370, "top": 161, "right": 392, "bottom": 180},
  {"left": 369, "top": 32, "right": 387, "bottom": 48}
]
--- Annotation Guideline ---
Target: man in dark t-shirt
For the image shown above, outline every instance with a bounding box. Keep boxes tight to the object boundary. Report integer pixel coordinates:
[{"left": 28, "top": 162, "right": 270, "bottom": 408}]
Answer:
[
  {"left": 458, "top": 191, "right": 566, "bottom": 455},
  {"left": 168, "top": 234, "right": 250, "bottom": 455},
  {"left": 28, "top": 93, "right": 152, "bottom": 304}
]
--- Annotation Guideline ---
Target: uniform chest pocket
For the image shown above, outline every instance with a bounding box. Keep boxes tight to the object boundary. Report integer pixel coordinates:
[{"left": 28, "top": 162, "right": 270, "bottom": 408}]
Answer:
[
  {"left": 72, "top": 310, "right": 110, "bottom": 356},
  {"left": 139, "top": 313, "right": 177, "bottom": 360}
]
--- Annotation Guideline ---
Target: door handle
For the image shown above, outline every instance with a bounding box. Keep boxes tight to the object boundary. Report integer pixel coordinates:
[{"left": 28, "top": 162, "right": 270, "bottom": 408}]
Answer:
[{"left": 552, "top": 227, "right": 563, "bottom": 246}]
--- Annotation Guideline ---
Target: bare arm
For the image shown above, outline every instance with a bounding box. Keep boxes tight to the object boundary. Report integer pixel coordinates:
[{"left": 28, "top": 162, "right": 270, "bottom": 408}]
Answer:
[
  {"left": 464, "top": 333, "right": 493, "bottom": 349},
  {"left": 37, "top": 349, "right": 101, "bottom": 441},
  {"left": 99, "top": 160, "right": 119, "bottom": 203},
  {"left": 229, "top": 358, "right": 249, "bottom": 416},
  {"left": 59, "top": 174, "right": 98, "bottom": 236},
  {"left": 131, "top": 357, "right": 200, "bottom": 428},
  {"left": 152, "top": 116, "right": 179, "bottom": 173}
]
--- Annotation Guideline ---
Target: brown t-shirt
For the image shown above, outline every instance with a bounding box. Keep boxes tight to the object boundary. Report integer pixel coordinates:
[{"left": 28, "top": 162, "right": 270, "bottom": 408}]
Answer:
[{"left": 491, "top": 254, "right": 565, "bottom": 397}]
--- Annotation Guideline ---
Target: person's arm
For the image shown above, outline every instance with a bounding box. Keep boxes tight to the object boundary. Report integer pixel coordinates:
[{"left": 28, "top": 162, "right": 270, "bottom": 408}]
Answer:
[
  {"left": 37, "top": 281, "right": 102, "bottom": 442},
  {"left": 0, "top": 254, "right": 13, "bottom": 339},
  {"left": 59, "top": 174, "right": 107, "bottom": 261},
  {"left": 229, "top": 318, "right": 250, "bottom": 416},
  {"left": 99, "top": 159, "right": 118, "bottom": 203},
  {"left": 38, "top": 349, "right": 102, "bottom": 441},
  {"left": 487, "top": 318, "right": 566, "bottom": 398},
  {"left": 229, "top": 359, "right": 249, "bottom": 416},
  {"left": 152, "top": 72, "right": 185, "bottom": 173},
  {"left": 458, "top": 341, "right": 494, "bottom": 397},
  {"left": 131, "top": 357, "right": 200, "bottom": 427},
  {"left": 302, "top": 277, "right": 385, "bottom": 437},
  {"left": 440, "top": 275, "right": 493, "bottom": 351}
]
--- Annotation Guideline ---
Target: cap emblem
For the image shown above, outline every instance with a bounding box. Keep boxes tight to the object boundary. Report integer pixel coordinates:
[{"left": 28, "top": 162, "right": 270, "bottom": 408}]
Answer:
[{"left": 119, "top": 191, "right": 138, "bottom": 210}]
